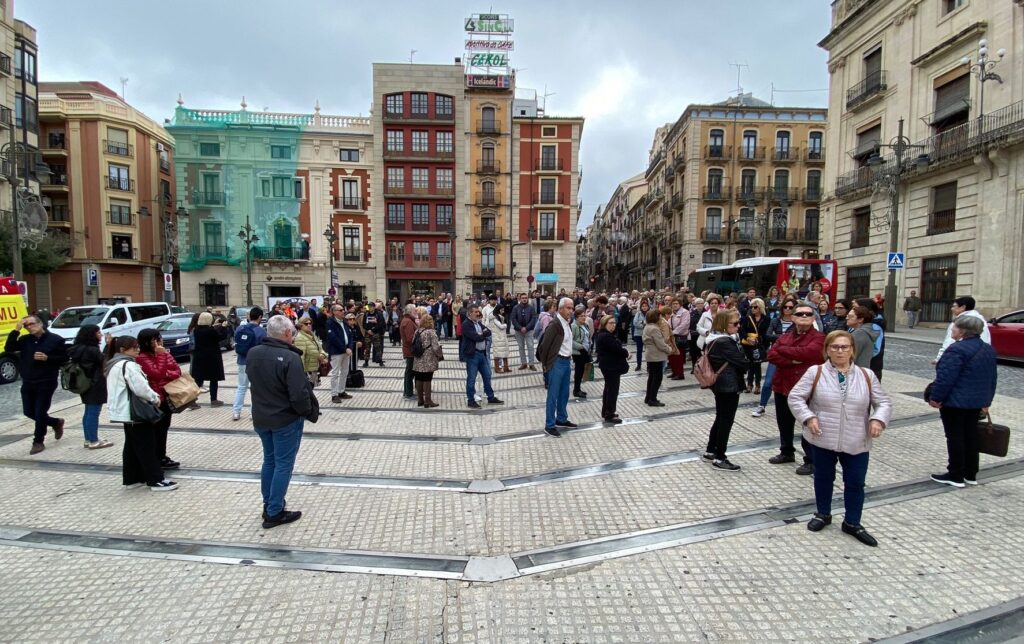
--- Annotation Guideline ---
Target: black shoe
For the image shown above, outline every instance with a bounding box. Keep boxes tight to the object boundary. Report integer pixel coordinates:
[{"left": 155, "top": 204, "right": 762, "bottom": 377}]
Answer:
[
  {"left": 340, "top": 393, "right": 353, "bottom": 400},
  {"left": 54, "top": 418, "right": 65, "bottom": 440},
  {"left": 645, "top": 400, "right": 665, "bottom": 407},
  {"left": 363, "top": 362, "right": 369, "bottom": 368},
  {"left": 701, "top": 451, "right": 715, "bottom": 462},
  {"left": 604, "top": 417, "right": 623, "bottom": 425},
  {"left": 555, "top": 420, "right": 577, "bottom": 428},
  {"left": 487, "top": 398, "right": 504, "bottom": 405},
  {"left": 712, "top": 459, "right": 741, "bottom": 472},
  {"left": 841, "top": 521, "right": 877, "bottom": 547},
  {"left": 769, "top": 453, "right": 796, "bottom": 465},
  {"left": 930, "top": 472, "right": 965, "bottom": 488},
  {"left": 807, "top": 513, "right": 832, "bottom": 532},
  {"left": 544, "top": 426, "right": 562, "bottom": 438},
  {"left": 635, "top": 365, "right": 642, "bottom": 372},
  {"left": 573, "top": 391, "right": 587, "bottom": 398},
  {"left": 468, "top": 401, "right": 482, "bottom": 409},
  {"left": 160, "top": 457, "right": 181, "bottom": 470},
  {"left": 262, "top": 510, "right": 302, "bottom": 529},
  {"left": 262, "top": 501, "right": 287, "bottom": 520},
  {"left": 331, "top": 395, "right": 342, "bottom": 403},
  {"left": 795, "top": 462, "right": 814, "bottom": 476}
]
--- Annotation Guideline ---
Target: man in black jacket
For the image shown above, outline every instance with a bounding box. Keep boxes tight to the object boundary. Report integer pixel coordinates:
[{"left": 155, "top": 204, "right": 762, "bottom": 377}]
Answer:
[
  {"left": 6, "top": 316, "right": 66, "bottom": 454},
  {"left": 459, "top": 304, "right": 503, "bottom": 409},
  {"left": 246, "top": 315, "right": 312, "bottom": 529},
  {"left": 510, "top": 293, "right": 539, "bottom": 371}
]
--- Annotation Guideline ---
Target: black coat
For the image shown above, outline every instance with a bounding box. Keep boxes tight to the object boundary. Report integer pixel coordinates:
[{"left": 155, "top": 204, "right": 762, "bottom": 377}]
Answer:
[
  {"left": 707, "top": 335, "right": 750, "bottom": 394},
  {"left": 738, "top": 313, "right": 771, "bottom": 362},
  {"left": 6, "top": 329, "right": 67, "bottom": 384},
  {"left": 594, "top": 329, "right": 629, "bottom": 376},
  {"left": 70, "top": 343, "right": 107, "bottom": 405},
  {"left": 191, "top": 326, "right": 225, "bottom": 381}
]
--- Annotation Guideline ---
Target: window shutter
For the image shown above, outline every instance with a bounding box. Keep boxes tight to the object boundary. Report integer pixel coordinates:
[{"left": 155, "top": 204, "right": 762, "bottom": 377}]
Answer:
[{"left": 932, "top": 75, "right": 970, "bottom": 124}]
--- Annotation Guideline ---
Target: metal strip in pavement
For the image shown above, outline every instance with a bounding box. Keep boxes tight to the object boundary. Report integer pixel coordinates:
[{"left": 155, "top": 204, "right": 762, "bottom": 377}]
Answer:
[
  {"left": 876, "top": 596, "right": 1024, "bottom": 644},
  {"left": 1, "top": 457, "right": 1020, "bottom": 583},
  {"left": 0, "top": 412, "right": 940, "bottom": 494}
]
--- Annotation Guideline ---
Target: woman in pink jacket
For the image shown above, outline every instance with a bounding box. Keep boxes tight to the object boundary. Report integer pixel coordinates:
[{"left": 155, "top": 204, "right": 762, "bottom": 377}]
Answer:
[
  {"left": 667, "top": 300, "right": 689, "bottom": 380},
  {"left": 788, "top": 330, "right": 892, "bottom": 547}
]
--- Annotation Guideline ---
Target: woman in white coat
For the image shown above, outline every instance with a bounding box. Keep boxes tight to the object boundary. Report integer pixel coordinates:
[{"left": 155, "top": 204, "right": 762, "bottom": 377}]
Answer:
[
  {"left": 696, "top": 293, "right": 723, "bottom": 350},
  {"left": 488, "top": 307, "right": 511, "bottom": 373},
  {"left": 104, "top": 336, "right": 177, "bottom": 492}
]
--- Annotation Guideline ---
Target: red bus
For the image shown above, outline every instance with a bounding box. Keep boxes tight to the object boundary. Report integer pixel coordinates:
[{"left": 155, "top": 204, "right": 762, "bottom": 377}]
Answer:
[{"left": 689, "top": 257, "right": 839, "bottom": 303}]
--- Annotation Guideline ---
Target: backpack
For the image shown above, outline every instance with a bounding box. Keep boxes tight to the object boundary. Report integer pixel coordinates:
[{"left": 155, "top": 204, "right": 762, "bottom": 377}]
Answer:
[
  {"left": 411, "top": 329, "right": 426, "bottom": 358},
  {"left": 60, "top": 361, "right": 92, "bottom": 394},
  {"left": 234, "top": 323, "right": 258, "bottom": 357},
  {"left": 694, "top": 339, "right": 727, "bottom": 389}
]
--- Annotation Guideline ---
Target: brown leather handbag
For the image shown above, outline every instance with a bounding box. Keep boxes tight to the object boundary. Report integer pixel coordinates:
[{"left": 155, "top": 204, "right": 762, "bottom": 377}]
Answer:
[{"left": 977, "top": 413, "right": 1010, "bottom": 458}]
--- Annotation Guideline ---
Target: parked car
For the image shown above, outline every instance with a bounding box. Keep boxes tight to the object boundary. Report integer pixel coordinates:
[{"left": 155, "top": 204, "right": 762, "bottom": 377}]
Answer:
[
  {"left": 229, "top": 305, "right": 268, "bottom": 330},
  {"left": 48, "top": 302, "right": 173, "bottom": 347},
  {"left": 988, "top": 310, "right": 1024, "bottom": 362},
  {"left": 153, "top": 314, "right": 195, "bottom": 361}
]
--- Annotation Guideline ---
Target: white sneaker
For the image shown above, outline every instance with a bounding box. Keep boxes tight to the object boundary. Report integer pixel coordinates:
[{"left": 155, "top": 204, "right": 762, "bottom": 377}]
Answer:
[
  {"left": 751, "top": 406, "right": 766, "bottom": 417},
  {"left": 149, "top": 480, "right": 179, "bottom": 492},
  {"left": 232, "top": 412, "right": 241, "bottom": 421}
]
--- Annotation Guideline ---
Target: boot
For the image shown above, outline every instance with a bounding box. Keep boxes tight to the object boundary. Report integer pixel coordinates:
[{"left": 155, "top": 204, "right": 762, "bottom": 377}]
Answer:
[
  {"left": 422, "top": 380, "right": 439, "bottom": 408},
  {"left": 493, "top": 358, "right": 501, "bottom": 374},
  {"left": 503, "top": 360, "right": 511, "bottom": 374},
  {"left": 415, "top": 381, "right": 424, "bottom": 407}
]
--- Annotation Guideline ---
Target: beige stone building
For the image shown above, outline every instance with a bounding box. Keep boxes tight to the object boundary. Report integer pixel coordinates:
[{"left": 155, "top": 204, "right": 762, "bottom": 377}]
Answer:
[{"left": 820, "top": 0, "right": 1024, "bottom": 322}]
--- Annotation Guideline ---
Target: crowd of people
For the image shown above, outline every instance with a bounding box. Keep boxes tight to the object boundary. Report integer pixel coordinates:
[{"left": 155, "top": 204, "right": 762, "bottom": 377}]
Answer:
[{"left": 6, "top": 283, "right": 999, "bottom": 541}]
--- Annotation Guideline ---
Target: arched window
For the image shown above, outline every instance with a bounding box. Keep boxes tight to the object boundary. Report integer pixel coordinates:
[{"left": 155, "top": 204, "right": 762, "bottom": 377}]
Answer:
[
  {"left": 773, "top": 169, "right": 790, "bottom": 202},
  {"left": 775, "top": 131, "right": 791, "bottom": 159},
  {"left": 768, "top": 248, "right": 789, "bottom": 257},
  {"left": 702, "top": 249, "right": 724, "bottom": 267},
  {"left": 707, "top": 168, "right": 724, "bottom": 197},
  {"left": 481, "top": 142, "right": 495, "bottom": 169},
  {"left": 808, "top": 132, "right": 823, "bottom": 159},
  {"left": 736, "top": 248, "right": 756, "bottom": 260},
  {"left": 739, "top": 169, "right": 757, "bottom": 201},
  {"left": 481, "top": 106, "right": 496, "bottom": 134}
]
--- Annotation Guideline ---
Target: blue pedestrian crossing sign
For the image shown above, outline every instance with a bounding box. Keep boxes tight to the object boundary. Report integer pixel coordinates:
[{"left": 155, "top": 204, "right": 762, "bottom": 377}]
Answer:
[{"left": 887, "top": 252, "right": 905, "bottom": 270}]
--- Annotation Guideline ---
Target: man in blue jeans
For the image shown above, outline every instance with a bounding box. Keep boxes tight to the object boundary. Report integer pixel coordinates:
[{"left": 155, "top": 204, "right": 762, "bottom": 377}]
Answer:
[
  {"left": 232, "top": 306, "right": 265, "bottom": 421},
  {"left": 459, "top": 304, "right": 504, "bottom": 409},
  {"left": 536, "top": 298, "right": 577, "bottom": 437},
  {"left": 245, "top": 315, "right": 312, "bottom": 529}
]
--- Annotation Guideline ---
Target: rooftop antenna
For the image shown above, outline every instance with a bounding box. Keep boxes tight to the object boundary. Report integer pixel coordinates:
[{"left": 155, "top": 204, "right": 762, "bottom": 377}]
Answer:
[
  {"left": 728, "top": 62, "right": 748, "bottom": 97},
  {"left": 119, "top": 77, "right": 128, "bottom": 102},
  {"left": 541, "top": 84, "right": 556, "bottom": 114},
  {"left": 409, "top": 49, "right": 418, "bottom": 63}
]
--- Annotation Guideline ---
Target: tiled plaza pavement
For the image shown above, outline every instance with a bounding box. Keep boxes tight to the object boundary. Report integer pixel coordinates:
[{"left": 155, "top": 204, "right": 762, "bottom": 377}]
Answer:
[{"left": 0, "top": 340, "right": 1022, "bottom": 642}]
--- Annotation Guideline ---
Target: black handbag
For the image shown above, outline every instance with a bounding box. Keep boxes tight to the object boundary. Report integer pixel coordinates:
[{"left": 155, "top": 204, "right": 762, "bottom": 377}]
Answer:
[
  {"left": 121, "top": 363, "right": 163, "bottom": 424},
  {"left": 977, "top": 413, "right": 1010, "bottom": 457}
]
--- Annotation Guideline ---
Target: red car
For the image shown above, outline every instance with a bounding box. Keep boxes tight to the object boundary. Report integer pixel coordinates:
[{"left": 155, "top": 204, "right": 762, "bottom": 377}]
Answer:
[{"left": 988, "top": 310, "right": 1024, "bottom": 362}]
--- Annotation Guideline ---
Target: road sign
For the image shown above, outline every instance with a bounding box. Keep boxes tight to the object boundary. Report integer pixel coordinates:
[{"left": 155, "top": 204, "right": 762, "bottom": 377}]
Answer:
[
  {"left": 887, "top": 252, "right": 905, "bottom": 270},
  {"left": 526, "top": 274, "right": 534, "bottom": 284},
  {"left": 163, "top": 273, "right": 173, "bottom": 292},
  {"left": 87, "top": 268, "right": 99, "bottom": 287},
  {"left": 328, "top": 287, "right": 336, "bottom": 296},
  {"left": 331, "top": 271, "right": 338, "bottom": 286}
]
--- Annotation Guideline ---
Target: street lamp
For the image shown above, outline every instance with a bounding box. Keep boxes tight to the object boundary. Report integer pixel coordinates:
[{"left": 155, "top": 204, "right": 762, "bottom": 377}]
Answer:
[
  {"left": 741, "top": 197, "right": 789, "bottom": 258},
  {"left": 139, "top": 196, "right": 189, "bottom": 304},
  {"left": 237, "top": 215, "right": 260, "bottom": 306},
  {"left": 1, "top": 121, "right": 53, "bottom": 280},
  {"left": 960, "top": 39, "right": 1005, "bottom": 126},
  {"left": 866, "top": 117, "right": 930, "bottom": 333},
  {"left": 526, "top": 223, "right": 536, "bottom": 294},
  {"left": 447, "top": 223, "right": 456, "bottom": 296},
  {"left": 323, "top": 225, "right": 337, "bottom": 300}
]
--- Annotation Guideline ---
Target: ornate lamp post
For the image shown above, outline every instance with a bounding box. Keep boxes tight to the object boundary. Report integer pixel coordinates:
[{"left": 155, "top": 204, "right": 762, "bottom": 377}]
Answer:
[
  {"left": 1, "top": 122, "right": 53, "bottom": 280},
  {"left": 447, "top": 223, "right": 457, "bottom": 295},
  {"left": 139, "top": 195, "right": 188, "bottom": 304},
  {"left": 237, "top": 215, "right": 260, "bottom": 306},
  {"left": 323, "top": 225, "right": 338, "bottom": 300},
  {"left": 960, "top": 39, "right": 1005, "bottom": 127}
]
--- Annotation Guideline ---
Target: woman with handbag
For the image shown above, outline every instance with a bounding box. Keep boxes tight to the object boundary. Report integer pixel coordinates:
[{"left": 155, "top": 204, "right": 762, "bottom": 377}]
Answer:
[
  {"left": 594, "top": 315, "right": 629, "bottom": 424},
  {"left": 294, "top": 316, "right": 328, "bottom": 386},
  {"left": 411, "top": 314, "right": 443, "bottom": 408},
  {"left": 70, "top": 324, "right": 113, "bottom": 450},
  {"left": 191, "top": 312, "right": 226, "bottom": 407},
  {"left": 104, "top": 336, "right": 177, "bottom": 491},
  {"left": 788, "top": 330, "right": 891, "bottom": 546},
  {"left": 739, "top": 298, "right": 770, "bottom": 394},
  {"left": 928, "top": 315, "right": 998, "bottom": 488},
  {"left": 704, "top": 310, "right": 750, "bottom": 471},
  {"left": 136, "top": 329, "right": 183, "bottom": 471}
]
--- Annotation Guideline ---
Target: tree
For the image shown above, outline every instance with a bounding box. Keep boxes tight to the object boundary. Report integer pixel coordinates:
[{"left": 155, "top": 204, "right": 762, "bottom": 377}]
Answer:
[{"left": 0, "top": 220, "right": 72, "bottom": 275}]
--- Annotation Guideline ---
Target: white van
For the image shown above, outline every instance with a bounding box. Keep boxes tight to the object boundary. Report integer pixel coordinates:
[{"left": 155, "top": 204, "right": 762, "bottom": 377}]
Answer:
[{"left": 49, "top": 302, "right": 173, "bottom": 346}]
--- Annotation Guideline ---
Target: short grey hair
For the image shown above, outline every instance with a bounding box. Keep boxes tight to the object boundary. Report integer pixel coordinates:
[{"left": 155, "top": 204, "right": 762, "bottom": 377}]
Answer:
[
  {"left": 404, "top": 304, "right": 417, "bottom": 315},
  {"left": 954, "top": 314, "right": 985, "bottom": 338},
  {"left": 266, "top": 315, "right": 295, "bottom": 339},
  {"left": 559, "top": 297, "right": 575, "bottom": 309}
]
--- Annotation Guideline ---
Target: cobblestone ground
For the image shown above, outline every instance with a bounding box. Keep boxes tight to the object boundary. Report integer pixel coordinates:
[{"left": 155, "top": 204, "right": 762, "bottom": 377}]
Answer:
[{"left": 0, "top": 337, "right": 1021, "bottom": 642}]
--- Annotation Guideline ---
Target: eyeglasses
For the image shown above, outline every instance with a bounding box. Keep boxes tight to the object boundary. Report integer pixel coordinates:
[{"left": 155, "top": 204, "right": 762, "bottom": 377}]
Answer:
[
  {"left": 792, "top": 312, "right": 815, "bottom": 317},
  {"left": 728, "top": 321, "right": 740, "bottom": 326},
  {"left": 782, "top": 306, "right": 795, "bottom": 310},
  {"left": 828, "top": 345, "right": 853, "bottom": 351}
]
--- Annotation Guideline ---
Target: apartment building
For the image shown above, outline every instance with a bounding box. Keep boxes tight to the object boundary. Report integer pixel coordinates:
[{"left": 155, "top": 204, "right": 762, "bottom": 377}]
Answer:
[
  {"left": 167, "top": 99, "right": 373, "bottom": 307},
  {"left": 820, "top": 0, "right": 1024, "bottom": 321},
  {"left": 38, "top": 82, "right": 175, "bottom": 307},
  {"left": 592, "top": 172, "right": 646, "bottom": 291}
]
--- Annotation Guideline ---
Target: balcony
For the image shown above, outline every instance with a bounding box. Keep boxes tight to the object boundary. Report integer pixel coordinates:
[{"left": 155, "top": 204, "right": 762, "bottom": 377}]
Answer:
[
  {"left": 43, "top": 173, "right": 69, "bottom": 191},
  {"left": 336, "top": 248, "right": 368, "bottom": 263},
  {"left": 385, "top": 256, "right": 453, "bottom": 271},
  {"left": 805, "top": 147, "right": 825, "bottom": 163},
  {"left": 476, "top": 121, "right": 501, "bottom": 136},
  {"left": 803, "top": 187, "right": 823, "bottom": 203},
  {"left": 669, "top": 231, "right": 681, "bottom": 247},
  {"left": 334, "top": 196, "right": 364, "bottom": 211},
  {"left": 0, "top": 53, "right": 9, "bottom": 76},
  {"left": 773, "top": 147, "right": 799, "bottom": 162},
  {"left": 671, "top": 193, "right": 684, "bottom": 210},
  {"left": 700, "top": 227, "right": 725, "bottom": 242},
  {"left": 159, "top": 158, "right": 171, "bottom": 173},
  {"left": 43, "top": 134, "right": 67, "bottom": 155},
  {"left": 846, "top": 71, "right": 887, "bottom": 110},
  {"left": 532, "top": 228, "right": 568, "bottom": 242},
  {"left": 736, "top": 187, "right": 766, "bottom": 204},
  {"left": 383, "top": 110, "right": 454, "bottom": 123},
  {"left": 768, "top": 187, "right": 798, "bottom": 204},
  {"left": 383, "top": 185, "right": 456, "bottom": 199},
  {"left": 927, "top": 209, "right": 956, "bottom": 236},
  {"left": 477, "top": 160, "right": 501, "bottom": 174},
  {"left": 193, "top": 191, "right": 225, "bottom": 206},
  {"left": 672, "top": 152, "right": 685, "bottom": 170},
  {"left": 104, "top": 140, "right": 134, "bottom": 157},
  {"left": 411, "top": 220, "right": 433, "bottom": 231},
  {"left": 382, "top": 148, "right": 455, "bottom": 162},
  {"left": 535, "top": 158, "right": 563, "bottom": 172},
  {"left": 471, "top": 262, "right": 504, "bottom": 277},
  {"left": 646, "top": 189, "right": 664, "bottom": 205},
  {"left": 533, "top": 192, "right": 565, "bottom": 205},
  {"left": 663, "top": 166, "right": 675, "bottom": 183},
  {"left": 738, "top": 146, "right": 766, "bottom": 161},
  {"left": 106, "top": 177, "right": 135, "bottom": 192},
  {"left": 704, "top": 145, "right": 730, "bottom": 161},
  {"left": 660, "top": 202, "right": 672, "bottom": 218},
  {"left": 189, "top": 245, "right": 230, "bottom": 260},
  {"left": 49, "top": 205, "right": 71, "bottom": 223},
  {"left": 473, "top": 227, "right": 503, "bottom": 241},
  {"left": 702, "top": 185, "right": 729, "bottom": 201},
  {"left": 475, "top": 191, "right": 502, "bottom": 206},
  {"left": 252, "top": 245, "right": 310, "bottom": 261},
  {"left": 107, "top": 245, "right": 139, "bottom": 260},
  {"left": 107, "top": 210, "right": 134, "bottom": 226}
]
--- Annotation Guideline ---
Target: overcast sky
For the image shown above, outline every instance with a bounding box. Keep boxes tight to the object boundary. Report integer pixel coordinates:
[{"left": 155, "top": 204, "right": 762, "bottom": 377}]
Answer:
[{"left": 24, "top": 0, "right": 831, "bottom": 231}]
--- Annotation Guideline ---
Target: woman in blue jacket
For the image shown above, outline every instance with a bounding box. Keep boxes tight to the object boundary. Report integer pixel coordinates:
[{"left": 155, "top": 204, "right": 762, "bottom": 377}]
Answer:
[{"left": 927, "top": 315, "right": 997, "bottom": 488}]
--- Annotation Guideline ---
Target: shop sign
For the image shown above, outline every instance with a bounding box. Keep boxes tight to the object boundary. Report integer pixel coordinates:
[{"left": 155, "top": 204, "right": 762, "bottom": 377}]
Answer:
[
  {"left": 465, "top": 14, "right": 514, "bottom": 34},
  {"left": 466, "top": 75, "right": 511, "bottom": 89},
  {"left": 470, "top": 53, "right": 508, "bottom": 67},
  {"left": 465, "top": 39, "right": 514, "bottom": 51}
]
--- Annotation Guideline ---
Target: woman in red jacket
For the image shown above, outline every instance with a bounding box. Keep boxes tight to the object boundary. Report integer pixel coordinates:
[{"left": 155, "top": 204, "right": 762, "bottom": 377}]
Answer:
[{"left": 136, "top": 328, "right": 182, "bottom": 470}]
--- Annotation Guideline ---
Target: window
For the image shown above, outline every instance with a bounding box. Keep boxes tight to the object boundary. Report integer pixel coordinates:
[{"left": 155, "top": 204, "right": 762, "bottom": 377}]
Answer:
[
  {"left": 199, "top": 142, "right": 220, "bottom": 156},
  {"left": 808, "top": 132, "right": 823, "bottom": 159},
  {"left": 111, "top": 234, "right": 133, "bottom": 260},
  {"left": 775, "top": 131, "right": 791, "bottom": 159},
  {"left": 412, "top": 241, "right": 430, "bottom": 261},
  {"left": 388, "top": 240, "right": 406, "bottom": 261},
  {"left": 736, "top": 248, "right": 756, "bottom": 260},
  {"left": 932, "top": 74, "right": 970, "bottom": 130},
  {"left": 106, "top": 128, "right": 130, "bottom": 156},
  {"left": 769, "top": 208, "right": 788, "bottom": 240},
  {"left": 200, "top": 281, "right": 228, "bottom": 307},
  {"left": 542, "top": 125, "right": 557, "bottom": 137},
  {"left": 202, "top": 174, "right": 220, "bottom": 200},
  {"left": 110, "top": 200, "right": 132, "bottom": 225},
  {"left": 294, "top": 178, "right": 304, "bottom": 199},
  {"left": 804, "top": 209, "right": 820, "bottom": 241},
  {"left": 436, "top": 131, "right": 453, "bottom": 153},
  {"left": 436, "top": 168, "right": 453, "bottom": 190},
  {"left": 387, "top": 203, "right": 405, "bottom": 226},
  {"left": 435, "top": 204, "right": 452, "bottom": 228},
  {"left": 342, "top": 227, "right": 361, "bottom": 261},
  {"left": 436, "top": 241, "right": 451, "bottom": 262},
  {"left": 540, "top": 249, "right": 554, "bottom": 273},
  {"left": 204, "top": 222, "right": 224, "bottom": 255},
  {"left": 108, "top": 164, "right": 130, "bottom": 190},
  {"left": 851, "top": 205, "right": 870, "bottom": 248},
  {"left": 707, "top": 169, "right": 724, "bottom": 195},
  {"left": 412, "top": 204, "right": 430, "bottom": 227},
  {"left": 944, "top": 0, "right": 965, "bottom": 14},
  {"left": 481, "top": 106, "right": 497, "bottom": 133},
  {"left": 540, "top": 178, "right": 557, "bottom": 203},
  {"left": 272, "top": 176, "right": 291, "bottom": 197},
  {"left": 482, "top": 180, "right": 496, "bottom": 200},
  {"left": 539, "top": 212, "right": 556, "bottom": 239},
  {"left": 702, "top": 249, "right": 723, "bottom": 267},
  {"left": 737, "top": 207, "right": 756, "bottom": 240},
  {"left": 385, "top": 93, "right": 404, "bottom": 116},
  {"left": 261, "top": 178, "right": 271, "bottom": 197},
  {"left": 387, "top": 167, "right": 404, "bottom": 190},
  {"left": 709, "top": 129, "right": 724, "bottom": 156},
  {"left": 271, "top": 145, "right": 291, "bottom": 159},
  {"left": 15, "top": 48, "right": 35, "bottom": 83},
  {"left": 705, "top": 208, "right": 723, "bottom": 240},
  {"left": 773, "top": 169, "right": 790, "bottom": 200},
  {"left": 435, "top": 95, "right": 453, "bottom": 116},
  {"left": 341, "top": 179, "right": 360, "bottom": 209},
  {"left": 846, "top": 265, "right": 872, "bottom": 300},
  {"left": 929, "top": 181, "right": 957, "bottom": 234},
  {"left": 541, "top": 145, "right": 557, "bottom": 170},
  {"left": 339, "top": 148, "right": 359, "bottom": 162},
  {"left": 739, "top": 169, "right": 756, "bottom": 199},
  {"left": 855, "top": 124, "right": 881, "bottom": 165},
  {"left": 161, "top": 179, "right": 172, "bottom": 200},
  {"left": 412, "top": 131, "right": 429, "bottom": 152},
  {"left": 410, "top": 93, "right": 428, "bottom": 116},
  {"left": 14, "top": 94, "right": 37, "bottom": 132},
  {"left": 412, "top": 168, "right": 429, "bottom": 189},
  {"left": 742, "top": 130, "right": 758, "bottom": 159},
  {"left": 480, "top": 247, "right": 496, "bottom": 270},
  {"left": 481, "top": 216, "right": 496, "bottom": 235},
  {"left": 386, "top": 130, "right": 404, "bottom": 152}
]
